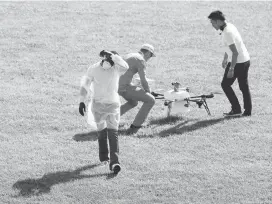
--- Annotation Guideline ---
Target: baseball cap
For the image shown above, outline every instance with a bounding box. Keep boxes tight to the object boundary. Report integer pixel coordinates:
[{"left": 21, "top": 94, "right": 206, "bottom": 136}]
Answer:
[{"left": 141, "top": 43, "right": 156, "bottom": 57}]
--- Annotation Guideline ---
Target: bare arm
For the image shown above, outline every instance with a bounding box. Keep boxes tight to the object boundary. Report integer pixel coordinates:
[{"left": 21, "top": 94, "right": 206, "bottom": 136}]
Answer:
[
  {"left": 223, "top": 52, "right": 228, "bottom": 61},
  {"left": 138, "top": 65, "right": 150, "bottom": 93},
  {"left": 222, "top": 52, "right": 228, "bottom": 68},
  {"left": 229, "top": 44, "right": 239, "bottom": 69}
]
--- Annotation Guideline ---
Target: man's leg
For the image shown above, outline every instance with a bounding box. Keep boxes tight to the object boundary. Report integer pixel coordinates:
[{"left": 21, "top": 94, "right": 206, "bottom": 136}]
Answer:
[
  {"left": 120, "top": 98, "right": 138, "bottom": 116},
  {"left": 108, "top": 129, "right": 119, "bottom": 167},
  {"left": 93, "top": 109, "right": 109, "bottom": 162},
  {"left": 127, "top": 87, "right": 155, "bottom": 127},
  {"left": 237, "top": 61, "right": 252, "bottom": 115},
  {"left": 119, "top": 85, "right": 139, "bottom": 116},
  {"left": 221, "top": 64, "right": 241, "bottom": 113},
  {"left": 107, "top": 114, "right": 120, "bottom": 174},
  {"left": 97, "top": 128, "right": 109, "bottom": 162}
]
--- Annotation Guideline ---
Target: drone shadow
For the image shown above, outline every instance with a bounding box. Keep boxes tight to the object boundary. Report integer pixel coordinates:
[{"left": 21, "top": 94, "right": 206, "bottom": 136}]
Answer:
[
  {"left": 12, "top": 163, "right": 117, "bottom": 197},
  {"left": 157, "top": 116, "right": 233, "bottom": 137},
  {"left": 148, "top": 115, "right": 186, "bottom": 125}
]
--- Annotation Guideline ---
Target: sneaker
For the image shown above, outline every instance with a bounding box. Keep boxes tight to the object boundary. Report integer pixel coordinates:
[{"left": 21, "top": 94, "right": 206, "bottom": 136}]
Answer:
[
  {"left": 223, "top": 110, "right": 242, "bottom": 117},
  {"left": 130, "top": 124, "right": 142, "bottom": 129},
  {"left": 126, "top": 124, "right": 142, "bottom": 134},
  {"left": 242, "top": 112, "right": 251, "bottom": 116},
  {"left": 111, "top": 164, "right": 121, "bottom": 174}
]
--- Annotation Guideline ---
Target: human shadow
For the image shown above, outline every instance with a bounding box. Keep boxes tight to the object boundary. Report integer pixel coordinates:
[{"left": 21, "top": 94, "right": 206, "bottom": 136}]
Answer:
[
  {"left": 73, "top": 128, "right": 129, "bottom": 141},
  {"left": 73, "top": 131, "right": 98, "bottom": 142},
  {"left": 12, "top": 163, "right": 117, "bottom": 197}
]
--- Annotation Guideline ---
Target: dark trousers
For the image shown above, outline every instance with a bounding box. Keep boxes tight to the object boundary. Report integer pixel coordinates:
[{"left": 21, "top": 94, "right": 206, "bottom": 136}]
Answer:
[
  {"left": 97, "top": 128, "right": 119, "bottom": 168},
  {"left": 221, "top": 61, "right": 252, "bottom": 114}
]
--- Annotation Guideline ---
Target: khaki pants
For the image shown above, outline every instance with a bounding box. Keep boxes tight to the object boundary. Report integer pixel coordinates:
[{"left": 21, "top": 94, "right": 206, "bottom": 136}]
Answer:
[{"left": 119, "top": 85, "right": 155, "bottom": 126}]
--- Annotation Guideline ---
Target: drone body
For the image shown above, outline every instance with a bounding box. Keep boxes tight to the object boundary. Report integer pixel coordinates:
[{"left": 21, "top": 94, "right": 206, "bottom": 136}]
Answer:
[
  {"left": 163, "top": 88, "right": 191, "bottom": 117},
  {"left": 152, "top": 82, "right": 214, "bottom": 117}
]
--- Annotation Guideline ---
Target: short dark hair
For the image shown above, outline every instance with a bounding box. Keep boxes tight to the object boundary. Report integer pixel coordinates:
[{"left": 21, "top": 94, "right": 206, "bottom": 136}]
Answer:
[{"left": 208, "top": 10, "right": 226, "bottom": 21}]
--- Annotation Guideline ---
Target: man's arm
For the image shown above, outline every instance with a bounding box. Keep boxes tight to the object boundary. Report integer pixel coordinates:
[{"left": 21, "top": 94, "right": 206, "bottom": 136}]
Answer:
[
  {"left": 138, "top": 63, "right": 151, "bottom": 93},
  {"left": 111, "top": 54, "right": 129, "bottom": 73},
  {"left": 229, "top": 44, "right": 238, "bottom": 69},
  {"left": 78, "top": 67, "right": 94, "bottom": 116},
  {"left": 226, "top": 44, "right": 238, "bottom": 78},
  {"left": 222, "top": 52, "right": 228, "bottom": 69}
]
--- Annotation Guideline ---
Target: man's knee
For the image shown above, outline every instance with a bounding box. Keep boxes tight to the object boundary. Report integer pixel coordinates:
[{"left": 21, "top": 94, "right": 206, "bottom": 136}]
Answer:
[
  {"left": 145, "top": 95, "right": 156, "bottom": 107},
  {"left": 150, "top": 96, "right": 156, "bottom": 106},
  {"left": 129, "top": 100, "right": 138, "bottom": 107}
]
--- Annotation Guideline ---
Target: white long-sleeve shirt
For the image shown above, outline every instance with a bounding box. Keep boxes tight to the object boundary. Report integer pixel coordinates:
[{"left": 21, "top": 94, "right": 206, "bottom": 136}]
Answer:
[{"left": 81, "top": 59, "right": 128, "bottom": 104}]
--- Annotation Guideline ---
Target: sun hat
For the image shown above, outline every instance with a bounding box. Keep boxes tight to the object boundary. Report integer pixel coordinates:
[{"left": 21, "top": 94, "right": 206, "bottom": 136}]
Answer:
[{"left": 141, "top": 43, "right": 156, "bottom": 57}]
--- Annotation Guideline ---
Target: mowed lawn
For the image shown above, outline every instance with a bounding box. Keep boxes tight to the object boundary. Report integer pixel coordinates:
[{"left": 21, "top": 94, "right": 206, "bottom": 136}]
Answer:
[{"left": 0, "top": 1, "right": 272, "bottom": 204}]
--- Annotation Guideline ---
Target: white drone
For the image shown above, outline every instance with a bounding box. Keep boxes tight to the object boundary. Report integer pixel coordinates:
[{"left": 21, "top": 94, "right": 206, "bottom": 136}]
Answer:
[{"left": 151, "top": 82, "right": 214, "bottom": 117}]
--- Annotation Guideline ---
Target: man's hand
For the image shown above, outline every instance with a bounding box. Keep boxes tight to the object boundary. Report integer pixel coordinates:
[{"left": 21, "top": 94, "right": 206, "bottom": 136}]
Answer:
[
  {"left": 222, "top": 59, "right": 228, "bottom": 69},
  {"left": 227, "top": 67, "right": 235, "bottom": 78},
  {"left": 79, "top": 102, "right": 86, "bottom": 116},
  {"left": 100, "top": 50, "right": 113, "bottom": 59}
]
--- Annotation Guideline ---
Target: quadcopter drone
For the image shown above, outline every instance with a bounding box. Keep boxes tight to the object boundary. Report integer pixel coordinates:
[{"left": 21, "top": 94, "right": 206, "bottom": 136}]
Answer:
[{"left": 151, "top": 82, "right": 215, "bottom": 117}]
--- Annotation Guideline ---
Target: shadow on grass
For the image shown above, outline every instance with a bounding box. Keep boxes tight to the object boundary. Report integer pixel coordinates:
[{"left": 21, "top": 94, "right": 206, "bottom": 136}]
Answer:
[
  {"left": 74, "top": 116, "right": 235, "bottom": 139},
  {"left": 148, "top": 115, "right": 186, "bottom": 125},
  {"left": 12, "top": 163, "right": 117, "bottom": 197},
  {"left": 73, "top": 127, "right": 129, "bottom": 142},
  {"left": 157, "top": 116, "right": 233, "bottom": 137},
  {"left": 137, "top": 116, "right": 234, "bottom": 138},
  {"left": 73, "top": 131, "right": 98, "bottom": 142}
]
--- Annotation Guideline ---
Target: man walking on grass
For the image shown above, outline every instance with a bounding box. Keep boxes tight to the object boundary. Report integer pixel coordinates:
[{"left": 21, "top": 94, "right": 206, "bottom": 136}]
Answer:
[
  {"left": 79, "top": 50, "right": 128, "bottom": 174},
  {"left": 208, "top": 10, "right": 252, "bottom": 117}
]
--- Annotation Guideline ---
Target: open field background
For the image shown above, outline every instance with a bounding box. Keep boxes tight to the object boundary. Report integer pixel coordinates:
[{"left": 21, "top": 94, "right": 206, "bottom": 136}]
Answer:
[{"left": 0, "top": 1, "right": 272, "bottom": 204}]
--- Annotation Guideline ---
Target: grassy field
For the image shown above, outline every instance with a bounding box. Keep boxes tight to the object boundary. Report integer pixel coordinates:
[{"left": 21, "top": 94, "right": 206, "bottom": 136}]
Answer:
[{"left": 1, "top": 1, "right": 272, "bottom": 204}]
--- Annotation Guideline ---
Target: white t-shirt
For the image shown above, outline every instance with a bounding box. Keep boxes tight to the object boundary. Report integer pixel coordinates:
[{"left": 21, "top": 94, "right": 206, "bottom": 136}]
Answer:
[{"left": 222, "top": 23, "right": 250, "bottom": 63}]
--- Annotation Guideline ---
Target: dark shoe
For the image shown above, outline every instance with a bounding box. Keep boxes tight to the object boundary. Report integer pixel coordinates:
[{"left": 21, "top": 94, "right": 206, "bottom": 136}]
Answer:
[
  {"left": 126, "top": 124, "right": 141, "bottom": 134},
  {"left": 223, "top": 110, "right": 242, "bottom": 117},
  {"left": 242, "top": 112, "right": 251, "bottom": 116},
  {"left": 111, "top": 164, "right": 121, "bottom": 174},
  {"left": 130, "top": 124, "right": 142, "bottom": 129}
]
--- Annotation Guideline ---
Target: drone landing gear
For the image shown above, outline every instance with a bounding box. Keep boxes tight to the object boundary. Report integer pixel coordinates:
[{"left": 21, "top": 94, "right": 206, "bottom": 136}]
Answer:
[{"left": 186, "top": 97, "right": 212, "bottom": 116}]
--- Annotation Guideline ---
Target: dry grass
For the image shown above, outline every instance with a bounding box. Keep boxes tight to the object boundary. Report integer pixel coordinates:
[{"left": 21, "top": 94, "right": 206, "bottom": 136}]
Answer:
[{"left": 1, "top": 1, "right": 272, "bottom": 204}]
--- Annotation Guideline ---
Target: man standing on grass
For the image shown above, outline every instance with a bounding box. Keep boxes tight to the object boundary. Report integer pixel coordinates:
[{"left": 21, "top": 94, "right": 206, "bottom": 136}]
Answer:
[
  {"left": 79, "top": 50, "right": 128, "bottom": 174},
  {"left": 208, "top": 10, "right": 252, "bottom": 117},
  {"left": 118, "top": 44, "right": 156, "bottom": 133}
]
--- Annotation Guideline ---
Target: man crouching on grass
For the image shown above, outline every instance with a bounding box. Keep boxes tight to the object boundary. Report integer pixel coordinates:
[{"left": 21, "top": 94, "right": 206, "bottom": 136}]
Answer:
[{"left": 78, "top": 50, "right": 129, "bottom": 174}]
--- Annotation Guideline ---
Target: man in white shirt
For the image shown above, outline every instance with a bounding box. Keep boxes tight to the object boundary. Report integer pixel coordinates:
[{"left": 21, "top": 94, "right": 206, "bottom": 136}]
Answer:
[
  {"left": 79, "top": 50, "right": 128, "bottom": 174},
  {"left": 208, "top": 10, "right": 252, "bottom": 116}
]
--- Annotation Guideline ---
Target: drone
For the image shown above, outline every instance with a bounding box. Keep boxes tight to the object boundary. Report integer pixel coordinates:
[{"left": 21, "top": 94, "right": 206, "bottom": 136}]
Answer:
[{"left": 151, "top": 82, "right": 215, "bottom": 117}]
